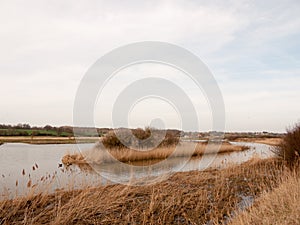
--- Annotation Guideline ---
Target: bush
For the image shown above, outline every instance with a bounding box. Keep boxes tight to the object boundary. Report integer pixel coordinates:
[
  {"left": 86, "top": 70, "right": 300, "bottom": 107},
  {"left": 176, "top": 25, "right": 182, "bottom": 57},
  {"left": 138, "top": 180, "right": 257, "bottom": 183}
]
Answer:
[
  {"left": 275, "top": 123, "right": 300, "bottom": 166},
  {"left": 102, "top": 128, "right": 179, "bottom": 149},
  {"left": 158, "top": 132, "right": 179, "bottom": 147},
  {"left": 101, "top": 131, "right": 125, "bottom": 149}
]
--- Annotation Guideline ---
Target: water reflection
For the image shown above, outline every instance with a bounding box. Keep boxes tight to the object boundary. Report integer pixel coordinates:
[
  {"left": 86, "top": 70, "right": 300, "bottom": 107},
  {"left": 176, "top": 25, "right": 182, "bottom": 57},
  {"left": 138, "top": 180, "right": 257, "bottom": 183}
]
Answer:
[{"left": 85, "top": 142, "right": 274, "bottom": 184}]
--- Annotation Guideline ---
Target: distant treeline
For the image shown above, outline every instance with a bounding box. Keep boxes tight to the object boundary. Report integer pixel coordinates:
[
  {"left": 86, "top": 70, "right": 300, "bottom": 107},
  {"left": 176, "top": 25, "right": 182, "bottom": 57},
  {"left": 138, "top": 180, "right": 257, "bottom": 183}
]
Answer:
[
  {"left": 0, "top": 124, "right": 183, "bottom": 138},
  {"left": 0, "top": 123, "right": 284, "bottom": 139},
  {"left": 0, "top": 124, "right": 72, "bottom": 137},
  {"left": 0, "top": 124, "right": 112, "bottom": 137}
]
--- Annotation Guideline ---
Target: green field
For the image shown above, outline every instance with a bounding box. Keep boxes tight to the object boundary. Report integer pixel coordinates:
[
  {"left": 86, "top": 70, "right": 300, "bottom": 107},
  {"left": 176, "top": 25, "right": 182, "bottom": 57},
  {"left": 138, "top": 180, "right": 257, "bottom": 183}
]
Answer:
[{"left": 0, "top": 128, "right": 72, "bottom": 137}]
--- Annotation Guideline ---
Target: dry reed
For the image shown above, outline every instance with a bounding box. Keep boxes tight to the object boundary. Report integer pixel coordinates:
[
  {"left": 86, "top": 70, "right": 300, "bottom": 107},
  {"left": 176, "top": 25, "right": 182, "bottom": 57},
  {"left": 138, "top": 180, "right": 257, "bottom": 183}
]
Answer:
[
  {"left": 62, "top": 141, "right": 248, "bottom": 165},
  {"left": 230, "top": 166, "right": 300, "bottom": 225},
  {"left": 0, "top": 158, "right": 287, "bottom": 224}
]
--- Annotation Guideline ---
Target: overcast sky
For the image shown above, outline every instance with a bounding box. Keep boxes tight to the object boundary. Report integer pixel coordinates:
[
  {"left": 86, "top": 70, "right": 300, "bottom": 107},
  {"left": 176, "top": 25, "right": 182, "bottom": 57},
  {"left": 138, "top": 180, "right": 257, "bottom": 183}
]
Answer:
[{"left": 1, "top": 0, "right": 300, "bottom": 132}]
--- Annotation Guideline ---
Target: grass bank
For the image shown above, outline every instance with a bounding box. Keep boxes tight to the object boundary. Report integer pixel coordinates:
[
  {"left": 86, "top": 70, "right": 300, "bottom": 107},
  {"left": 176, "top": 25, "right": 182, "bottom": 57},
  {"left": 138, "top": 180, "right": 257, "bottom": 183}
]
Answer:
[
  {"left": 234, "top": 137, "right": 282, "bottom": 146},
  {"left": 0, "top": 136, "right": 100, "bottom": 145},
  {"left": 0, "top": 158, "right": 288, "bottom": 224},
  {"left": 62, "top": 141, "right": 249, "bottom": 165}
]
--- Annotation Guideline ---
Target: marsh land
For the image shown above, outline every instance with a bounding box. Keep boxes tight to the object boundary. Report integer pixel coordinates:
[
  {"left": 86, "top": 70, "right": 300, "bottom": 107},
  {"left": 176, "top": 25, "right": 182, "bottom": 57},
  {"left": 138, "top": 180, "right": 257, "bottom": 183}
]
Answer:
[{"left": 0, "top": 125, "right": 298, "bottom": 225}]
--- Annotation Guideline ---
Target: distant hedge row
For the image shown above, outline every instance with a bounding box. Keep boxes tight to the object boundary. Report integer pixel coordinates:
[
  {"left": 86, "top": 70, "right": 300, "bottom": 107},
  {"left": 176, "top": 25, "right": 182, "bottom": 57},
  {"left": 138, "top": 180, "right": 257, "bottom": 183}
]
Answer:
[{"left": 0, "top": 129, "right": 71, "bottom": 137}]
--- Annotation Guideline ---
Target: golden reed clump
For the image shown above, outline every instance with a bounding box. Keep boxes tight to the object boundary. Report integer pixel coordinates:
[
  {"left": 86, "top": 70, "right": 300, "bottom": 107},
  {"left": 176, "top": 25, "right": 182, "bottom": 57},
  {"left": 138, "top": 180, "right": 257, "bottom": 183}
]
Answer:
[{"left": 62, "top": 141, "right": 248, "bottom": 165}]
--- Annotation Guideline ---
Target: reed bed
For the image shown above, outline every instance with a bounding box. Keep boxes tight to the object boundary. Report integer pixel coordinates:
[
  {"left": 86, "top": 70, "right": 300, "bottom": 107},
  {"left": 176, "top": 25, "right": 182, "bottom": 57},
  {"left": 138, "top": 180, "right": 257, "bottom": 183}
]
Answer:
[
  {"left": 62, "top": 141, "right": 248, "bottom": 165},
  {"left": 0, "top": 158, "right": 288, "bottom": 225},
  {"left": 230, "top": 168, "right": 300, "bottom": 225}
]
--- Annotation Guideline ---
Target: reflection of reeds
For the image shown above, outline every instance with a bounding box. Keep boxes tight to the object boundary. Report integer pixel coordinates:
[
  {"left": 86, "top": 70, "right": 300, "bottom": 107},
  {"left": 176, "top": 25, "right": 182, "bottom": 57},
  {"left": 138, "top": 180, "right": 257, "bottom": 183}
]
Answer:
[
  {"left": 27, "top": 180, "right": 31, "bottom": 188},
  {"left": 0, "top": 158, "right": 294, "bottom": 224},
  {"left": 62, "top": 142, "right": 249, "bottom": 165}
]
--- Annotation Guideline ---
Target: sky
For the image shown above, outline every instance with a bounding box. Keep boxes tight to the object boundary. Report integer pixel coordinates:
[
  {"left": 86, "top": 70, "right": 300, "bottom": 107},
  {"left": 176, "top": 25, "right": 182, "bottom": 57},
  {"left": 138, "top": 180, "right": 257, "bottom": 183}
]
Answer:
[{"left": 1, "top": 0, "right": 300, "bottom": 132}]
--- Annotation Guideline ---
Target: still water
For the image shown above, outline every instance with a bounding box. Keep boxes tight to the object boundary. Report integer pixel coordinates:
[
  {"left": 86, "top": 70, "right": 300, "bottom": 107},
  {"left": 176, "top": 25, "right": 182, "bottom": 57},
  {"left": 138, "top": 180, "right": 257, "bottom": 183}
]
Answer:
[{"left": 0, "top": 142, "right": 274, "bottom": 198}]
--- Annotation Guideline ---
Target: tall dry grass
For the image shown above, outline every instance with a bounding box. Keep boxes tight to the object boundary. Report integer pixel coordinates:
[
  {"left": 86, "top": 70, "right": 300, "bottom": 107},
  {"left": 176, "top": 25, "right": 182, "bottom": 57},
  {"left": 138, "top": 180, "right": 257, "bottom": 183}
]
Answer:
[
  {"left": 62, "top": 141, "right": 248, "bottom": 165},
  {"left": 230, "top": 165, "right": 300, "bottom": 225},
  {"left": 0, "top": 158, "right": 287, "bottom": 224}
]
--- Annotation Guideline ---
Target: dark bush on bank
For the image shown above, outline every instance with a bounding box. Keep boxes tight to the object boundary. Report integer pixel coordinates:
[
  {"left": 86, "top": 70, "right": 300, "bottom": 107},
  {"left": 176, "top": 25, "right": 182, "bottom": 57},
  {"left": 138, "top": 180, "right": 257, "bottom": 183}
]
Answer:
[
  {"left": 275, "top": 123, "right": 300, "bottom": 167},
  {"left": 102, "top": 128, "right": 179, "bottom": 149}
]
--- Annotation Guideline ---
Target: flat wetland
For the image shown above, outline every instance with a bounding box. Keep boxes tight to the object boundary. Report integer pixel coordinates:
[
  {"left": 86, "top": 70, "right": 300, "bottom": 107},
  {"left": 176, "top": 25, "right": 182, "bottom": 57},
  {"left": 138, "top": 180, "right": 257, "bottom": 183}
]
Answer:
[
  {"left": 0, "top": 158, "right": 294, "bottom": 224},
  {"left": 1, "top": 137, "right": 298, "bottom": 225}
]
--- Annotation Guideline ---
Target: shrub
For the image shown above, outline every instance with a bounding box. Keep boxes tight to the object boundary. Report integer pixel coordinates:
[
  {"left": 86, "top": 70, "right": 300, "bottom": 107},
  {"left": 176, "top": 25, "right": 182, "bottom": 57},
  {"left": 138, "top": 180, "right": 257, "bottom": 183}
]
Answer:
[
  {"left": 102, "top": 128, "right": 179, "bottom": 149},
  {"left": 158, "top": 132, "right": 179, "bottom": 147},
  {"left": 102, "top": 131, "right": 125, "bottom": 149},
  {"left": 275, "top": 123, "right": 300, "bottom": 166}
]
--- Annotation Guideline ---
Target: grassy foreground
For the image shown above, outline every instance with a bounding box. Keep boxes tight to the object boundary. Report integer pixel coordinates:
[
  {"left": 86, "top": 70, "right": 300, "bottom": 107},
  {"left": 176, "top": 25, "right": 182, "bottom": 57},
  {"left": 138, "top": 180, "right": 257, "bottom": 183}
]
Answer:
[
  {"left": 0, "top": 158, "right": 292, "bottom": 224},
  {"left": 230, "top": 170, "right": 300, "bottom": 225}
]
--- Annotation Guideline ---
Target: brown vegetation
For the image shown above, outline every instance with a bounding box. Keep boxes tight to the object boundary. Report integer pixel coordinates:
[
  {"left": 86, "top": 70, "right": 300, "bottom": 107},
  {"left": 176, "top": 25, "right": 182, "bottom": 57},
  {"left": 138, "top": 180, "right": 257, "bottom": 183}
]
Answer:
[
  {"left": 62, "top": 141, "right": 248, "bottom": 165},
  {"left": 229, "top": 169, "right": 300, "bottom": 225},
  {"left": 102, "top": 128, "right": 179, "bottom": 149},
  {"left": 255, "top": 138, "right": 282, "bottom": 146},
  {"left": 0, "top": 158, "right": 287, "bottom": 224},
  {"left": 234, "top": 137, "right": 282, "bottom": 146},
  {"left": 230, "top": 123, "right": 300, "bottom": 225},
  {"left": 274, "top": 123, "right": 300, "bottom": 166}
]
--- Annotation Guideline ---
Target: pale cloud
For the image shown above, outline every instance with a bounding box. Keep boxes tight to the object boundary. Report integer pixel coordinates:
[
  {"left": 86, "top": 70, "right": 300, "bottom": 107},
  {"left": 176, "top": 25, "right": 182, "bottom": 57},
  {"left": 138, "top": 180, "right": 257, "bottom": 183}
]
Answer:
[{"left": 0, "top": 0, "right": 299, "bottom": 131}]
